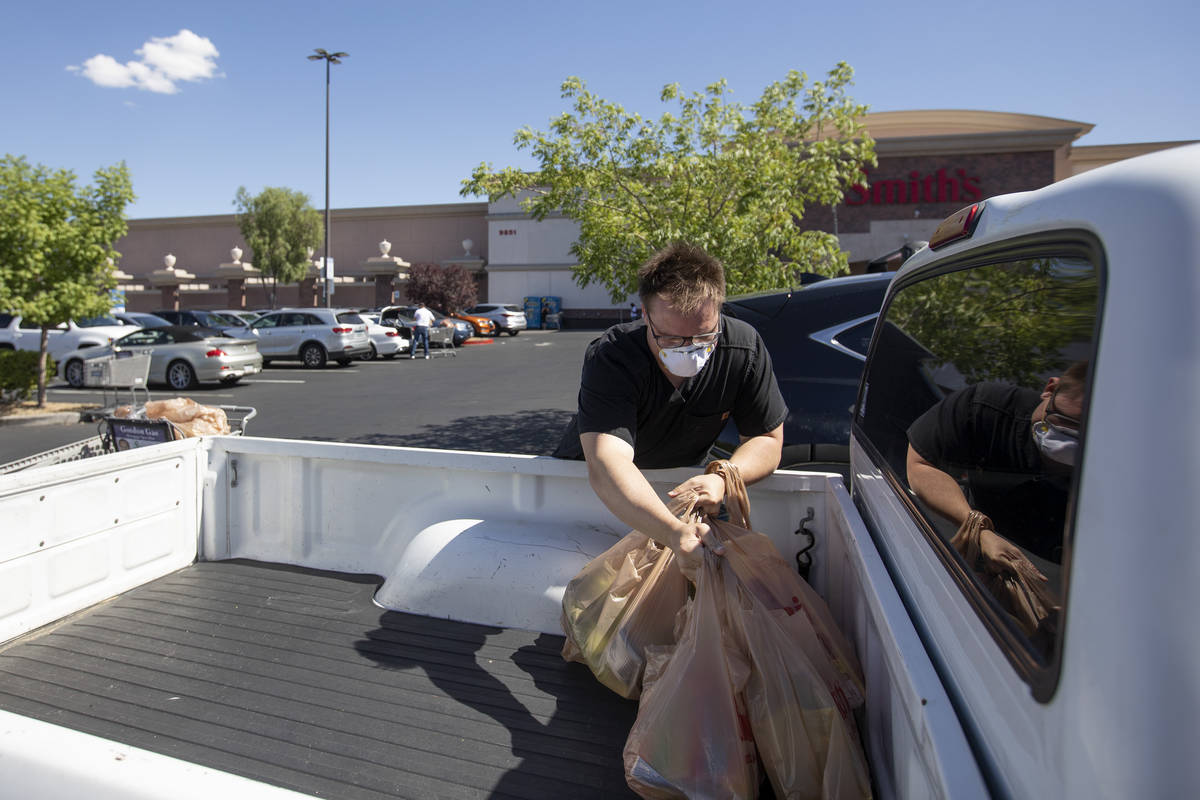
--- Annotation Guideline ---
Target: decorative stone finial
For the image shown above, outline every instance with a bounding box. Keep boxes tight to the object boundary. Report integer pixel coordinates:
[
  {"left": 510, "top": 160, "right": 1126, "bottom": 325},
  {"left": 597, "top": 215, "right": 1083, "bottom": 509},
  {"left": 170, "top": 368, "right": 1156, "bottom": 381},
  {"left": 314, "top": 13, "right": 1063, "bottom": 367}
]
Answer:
[
  {"left": 231, "top": 246, "right": 243, "bottom": 264},
  {"left": 164, "top": 253, "right": 177, "bottom": 270},
  {"left": 462, "top": 239, "right": 474, "bottom": 257},
  {"left": 379, "top": 239, "right": 392, "bottom": 257}
]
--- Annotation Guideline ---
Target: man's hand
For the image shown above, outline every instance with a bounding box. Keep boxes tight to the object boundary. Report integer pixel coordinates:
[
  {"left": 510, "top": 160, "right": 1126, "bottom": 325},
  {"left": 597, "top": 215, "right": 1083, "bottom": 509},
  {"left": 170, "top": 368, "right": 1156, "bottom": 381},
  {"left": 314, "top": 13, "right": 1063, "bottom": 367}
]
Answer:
[
  {"left": 669, "top": 515, "right": 723, "bottom": 582},
  {"left": 978, "top": 527, "right": 1048, "bottom": 582},
  {"left": 667, "top": 472, "right": 726, "bottom": 515}
]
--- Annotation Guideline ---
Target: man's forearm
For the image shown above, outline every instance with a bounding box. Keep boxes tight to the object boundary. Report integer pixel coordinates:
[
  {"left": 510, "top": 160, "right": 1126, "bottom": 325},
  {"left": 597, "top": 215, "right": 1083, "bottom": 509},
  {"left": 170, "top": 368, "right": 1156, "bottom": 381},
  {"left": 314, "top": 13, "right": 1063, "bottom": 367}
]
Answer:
[
  {"left": 906, "top": 445, "right": 972, "bottom": 525},
  {"left": 583, "top": 436, "right": 687, "bottom": 550},
  {"left": 729, "top": 426, "right": 784, "bottom": 485}
]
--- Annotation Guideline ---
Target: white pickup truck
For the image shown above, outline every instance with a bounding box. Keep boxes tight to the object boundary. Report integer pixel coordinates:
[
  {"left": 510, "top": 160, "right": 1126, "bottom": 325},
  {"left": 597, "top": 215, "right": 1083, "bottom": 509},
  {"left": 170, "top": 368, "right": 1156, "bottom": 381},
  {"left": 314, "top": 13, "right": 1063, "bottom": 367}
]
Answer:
[{"left": 1, "top": 144, "right": 1197, "bottom": 799}]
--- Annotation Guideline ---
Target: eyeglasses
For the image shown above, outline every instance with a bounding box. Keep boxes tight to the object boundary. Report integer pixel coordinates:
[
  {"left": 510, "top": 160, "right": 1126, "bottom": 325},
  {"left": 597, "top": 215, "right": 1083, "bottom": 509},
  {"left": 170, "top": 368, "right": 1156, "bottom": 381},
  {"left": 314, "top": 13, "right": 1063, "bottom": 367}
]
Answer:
[
  {"left": 1044, "top": 388, "right": 1082, "bottom": 434},
  {"left": 644, "top": 310, "right": 720, "bottom": 349}
]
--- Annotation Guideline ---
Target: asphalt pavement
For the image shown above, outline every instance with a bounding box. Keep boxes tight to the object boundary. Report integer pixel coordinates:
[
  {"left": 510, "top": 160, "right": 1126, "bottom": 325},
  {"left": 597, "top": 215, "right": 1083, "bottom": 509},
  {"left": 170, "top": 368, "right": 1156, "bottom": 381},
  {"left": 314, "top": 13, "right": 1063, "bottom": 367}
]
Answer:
[{"left": 0, "top": 329, "right": 599, "bottom": 467}]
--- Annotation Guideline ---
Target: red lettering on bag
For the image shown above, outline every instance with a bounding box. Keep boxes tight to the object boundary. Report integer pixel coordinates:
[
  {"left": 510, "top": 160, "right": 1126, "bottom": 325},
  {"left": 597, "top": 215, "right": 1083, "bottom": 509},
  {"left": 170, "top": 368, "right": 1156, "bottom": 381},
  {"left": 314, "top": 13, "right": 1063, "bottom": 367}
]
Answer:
[{"left": 737, "top": 711, "right": 754, "bottom": 740}]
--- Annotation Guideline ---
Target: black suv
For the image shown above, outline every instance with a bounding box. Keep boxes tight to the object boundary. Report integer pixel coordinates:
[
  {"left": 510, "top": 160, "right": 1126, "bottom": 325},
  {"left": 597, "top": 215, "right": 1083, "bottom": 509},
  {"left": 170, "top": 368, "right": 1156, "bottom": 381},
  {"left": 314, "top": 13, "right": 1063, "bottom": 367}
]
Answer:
[
  {"left": 716, "top": 272, "right": 893, "bottom": 470},
  {"left": 154, "top": 309, "right": 249, "bottom": 335}
]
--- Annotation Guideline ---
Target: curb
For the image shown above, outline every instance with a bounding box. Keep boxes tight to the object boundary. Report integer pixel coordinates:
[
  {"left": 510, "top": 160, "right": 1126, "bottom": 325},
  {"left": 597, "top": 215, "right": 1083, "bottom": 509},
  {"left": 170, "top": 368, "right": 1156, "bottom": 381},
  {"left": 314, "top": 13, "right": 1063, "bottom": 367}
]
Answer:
[{"left": 0, "top": 412, "right": 83, "bottom": 428}]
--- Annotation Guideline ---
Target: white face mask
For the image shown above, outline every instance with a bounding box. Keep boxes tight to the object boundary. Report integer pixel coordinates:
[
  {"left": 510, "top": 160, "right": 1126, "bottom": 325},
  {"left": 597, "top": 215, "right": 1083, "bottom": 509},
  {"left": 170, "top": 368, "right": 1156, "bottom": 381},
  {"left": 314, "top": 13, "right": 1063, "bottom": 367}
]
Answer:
[
  {"left": 658, "top": 342, "right": 715, "bottom": 378},
  {"left": 1032, "top": 420, "right": 1078, "bottom": 466}
]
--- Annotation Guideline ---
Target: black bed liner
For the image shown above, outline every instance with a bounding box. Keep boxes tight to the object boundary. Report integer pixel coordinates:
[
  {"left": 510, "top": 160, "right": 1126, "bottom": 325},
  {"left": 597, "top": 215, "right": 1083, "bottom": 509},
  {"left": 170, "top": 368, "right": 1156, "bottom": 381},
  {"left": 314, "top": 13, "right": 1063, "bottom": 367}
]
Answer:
[{"left": 0, "top": 560, "right": 639, "bottom": 799}]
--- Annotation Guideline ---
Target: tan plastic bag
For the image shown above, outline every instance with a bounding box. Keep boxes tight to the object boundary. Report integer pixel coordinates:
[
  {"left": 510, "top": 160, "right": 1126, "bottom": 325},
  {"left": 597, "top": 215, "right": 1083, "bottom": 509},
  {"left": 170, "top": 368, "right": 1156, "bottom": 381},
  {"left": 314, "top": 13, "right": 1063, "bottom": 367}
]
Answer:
[
  {"left": 623, "top": 550, "right": 759, "bottom": 800},
  {"left": 951, "top": 510, "right": 1056, "bottom": 637},
  {"left": 143, "top": 397, "right": 231, "bottom": 438},
  {"left": 561, "top": 529, "right": 688, "bottom": 698},
  {"left": 720, "top": 556, "right": 872, "bottom": 800},
  {"left": 704, "top": 461, "right": 866, "bottom": 713}
]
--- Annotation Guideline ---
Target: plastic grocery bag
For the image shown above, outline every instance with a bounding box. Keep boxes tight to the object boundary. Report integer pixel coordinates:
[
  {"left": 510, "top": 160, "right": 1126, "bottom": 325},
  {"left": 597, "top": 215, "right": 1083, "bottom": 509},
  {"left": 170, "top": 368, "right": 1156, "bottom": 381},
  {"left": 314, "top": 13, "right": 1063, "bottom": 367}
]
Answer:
[
  {"left": 713, "top": 526, "right": 865, "bottom": 718},
  {"left": 951, "top": 510, "right": 1056, "bottom": 637},
  {"left": 142, "top": 397, "right": 231, "bottom": 437},
  {"left": 561, "top": 529, "right": 689, "bottom": 698},
  {"left": 720, "top": 556, "right": 872, "bottom": 800},
  {"left": 704, "top": 461, "right": 865, "bottom": 713},
  {"left": 623, "top": 550, "right": 759, "bottom": 800}
]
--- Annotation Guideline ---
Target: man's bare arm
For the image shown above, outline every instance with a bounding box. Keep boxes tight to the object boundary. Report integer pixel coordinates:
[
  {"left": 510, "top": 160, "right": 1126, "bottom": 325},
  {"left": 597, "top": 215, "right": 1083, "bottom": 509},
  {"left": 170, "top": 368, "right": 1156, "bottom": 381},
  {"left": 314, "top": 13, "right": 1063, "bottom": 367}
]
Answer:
[
  {"left": 668, "top": 423, "right": 784, "bottom": 513},
  {"left": 906, "top": 443, "right": 972, "bottom": 525},
  {"left": 580, "top": 431, "right": 721, "bottom": 578}
]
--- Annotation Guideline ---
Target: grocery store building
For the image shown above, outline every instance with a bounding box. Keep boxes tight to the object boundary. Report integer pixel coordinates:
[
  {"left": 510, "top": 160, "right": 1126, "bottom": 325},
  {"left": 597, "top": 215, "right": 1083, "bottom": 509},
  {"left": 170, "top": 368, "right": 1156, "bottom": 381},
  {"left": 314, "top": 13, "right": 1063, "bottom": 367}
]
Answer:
[{"left": 113, "top": 110, "right": 1193, "bottom": 326}]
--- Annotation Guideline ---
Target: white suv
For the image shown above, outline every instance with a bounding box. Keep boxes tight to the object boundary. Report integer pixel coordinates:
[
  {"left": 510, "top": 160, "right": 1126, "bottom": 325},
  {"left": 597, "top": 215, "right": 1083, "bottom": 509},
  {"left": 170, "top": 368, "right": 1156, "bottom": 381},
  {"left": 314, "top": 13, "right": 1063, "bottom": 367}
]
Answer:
[
  {"left": 0, "top": 313, "right": 134, "bottom": 360},
  {"left": 247, "top": 308, "right": 370, "bottom": 367},
  {"left": 465, "top": 303, "right": 528, "bottom": 336}
]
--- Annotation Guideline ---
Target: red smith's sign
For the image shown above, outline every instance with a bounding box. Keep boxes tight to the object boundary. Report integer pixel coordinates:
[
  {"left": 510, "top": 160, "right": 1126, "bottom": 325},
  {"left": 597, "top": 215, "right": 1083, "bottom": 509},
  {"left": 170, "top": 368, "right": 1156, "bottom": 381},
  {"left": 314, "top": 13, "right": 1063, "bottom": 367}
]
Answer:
[{"left": 847, "top": 168, "right": 983, "bottom": 206}]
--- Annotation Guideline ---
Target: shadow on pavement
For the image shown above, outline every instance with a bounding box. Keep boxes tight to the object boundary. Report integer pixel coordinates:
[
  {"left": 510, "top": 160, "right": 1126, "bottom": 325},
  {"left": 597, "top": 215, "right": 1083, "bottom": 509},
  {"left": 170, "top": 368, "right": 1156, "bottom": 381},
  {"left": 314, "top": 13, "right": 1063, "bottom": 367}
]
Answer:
[{"left": 312, "top": 408, "right": 575, "bottom": 455}]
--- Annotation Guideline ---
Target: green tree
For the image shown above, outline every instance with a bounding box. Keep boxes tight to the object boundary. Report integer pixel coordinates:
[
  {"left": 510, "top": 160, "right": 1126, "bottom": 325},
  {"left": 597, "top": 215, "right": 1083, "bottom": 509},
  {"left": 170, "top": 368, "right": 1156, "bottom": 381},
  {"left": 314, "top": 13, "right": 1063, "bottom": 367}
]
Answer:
[
  {"left": 406, "top": 263, "right": 478, "bottom": 313},
  {"left": 461, "top": 63, "right": 875, "bottom": 301},
  {"left": 889, "top": 258, "right": 1099, "bottom": 387},
  {"left": 233, "top": 186, "right": 323, "bottom": 308},
  {"left": 0, "top": 155, "right": 134, "bottom": 406}
]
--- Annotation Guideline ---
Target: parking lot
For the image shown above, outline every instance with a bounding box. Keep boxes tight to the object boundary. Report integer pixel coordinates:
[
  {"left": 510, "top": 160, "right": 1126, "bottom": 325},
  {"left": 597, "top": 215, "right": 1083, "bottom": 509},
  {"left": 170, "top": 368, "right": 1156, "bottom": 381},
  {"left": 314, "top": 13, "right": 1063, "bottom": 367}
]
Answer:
[{"left": 0, "top": 329, "right": 597, "bottom": 466}]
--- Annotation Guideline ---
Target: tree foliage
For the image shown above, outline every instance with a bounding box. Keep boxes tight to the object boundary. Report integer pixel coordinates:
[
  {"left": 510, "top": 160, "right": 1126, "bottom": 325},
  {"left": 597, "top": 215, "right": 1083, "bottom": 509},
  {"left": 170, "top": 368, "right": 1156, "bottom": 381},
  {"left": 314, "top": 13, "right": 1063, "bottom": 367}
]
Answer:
[
  {"left": 889, "top": 258, "right": 1099, "bottom": 388},
  {"left": 461, "top": 63, "right": 875, "bottom": 301},
  {"left": 405, "top": 263, "right": 478, "bottom": 313},
  {"left": 233, "top": 186, "right": 323, "bottom": 307},
  {"left": 0, "top": 155, "right": 134, "bottom": 405},
  {"left": 0, "top": 350, "right": 56, "bottom": 408}
]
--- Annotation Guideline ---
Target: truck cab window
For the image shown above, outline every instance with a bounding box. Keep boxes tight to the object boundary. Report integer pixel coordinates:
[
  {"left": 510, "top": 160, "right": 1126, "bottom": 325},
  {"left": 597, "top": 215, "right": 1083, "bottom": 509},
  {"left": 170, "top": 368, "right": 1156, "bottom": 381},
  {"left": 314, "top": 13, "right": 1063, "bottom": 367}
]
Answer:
[{"left": 857, "top": 253, "right": 1100, "bottom": 663}]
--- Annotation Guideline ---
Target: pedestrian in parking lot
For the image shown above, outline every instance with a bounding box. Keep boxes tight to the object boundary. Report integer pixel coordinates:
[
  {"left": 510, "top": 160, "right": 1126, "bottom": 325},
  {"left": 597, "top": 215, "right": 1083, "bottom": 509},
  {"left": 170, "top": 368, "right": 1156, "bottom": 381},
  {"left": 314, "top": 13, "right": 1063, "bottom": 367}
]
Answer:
[
  {"left": 553, "top": 242, "right": 786, "bottom": 580},
  {"left": 412, "top": 302, "right": 434, "bottom": 359}
]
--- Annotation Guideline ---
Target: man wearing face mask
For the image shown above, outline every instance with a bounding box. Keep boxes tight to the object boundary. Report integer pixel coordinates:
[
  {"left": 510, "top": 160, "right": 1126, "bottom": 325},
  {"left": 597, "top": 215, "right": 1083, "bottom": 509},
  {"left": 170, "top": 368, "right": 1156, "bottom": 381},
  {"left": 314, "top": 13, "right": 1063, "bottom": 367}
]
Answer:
[
  {"left": 553, "top": 243, "right": 787, "bottom": 578},
  {"left": 905, "top": 361, "right": 1089, "bottom": 572}
]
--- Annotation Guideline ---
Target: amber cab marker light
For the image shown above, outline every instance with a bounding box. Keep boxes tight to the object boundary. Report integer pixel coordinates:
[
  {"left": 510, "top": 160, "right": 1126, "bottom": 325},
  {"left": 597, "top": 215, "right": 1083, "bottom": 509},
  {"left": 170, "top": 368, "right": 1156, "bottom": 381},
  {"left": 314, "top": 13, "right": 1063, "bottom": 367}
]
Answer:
[{"left": 929, "top": 202, "right": 985, "bottom": 250}]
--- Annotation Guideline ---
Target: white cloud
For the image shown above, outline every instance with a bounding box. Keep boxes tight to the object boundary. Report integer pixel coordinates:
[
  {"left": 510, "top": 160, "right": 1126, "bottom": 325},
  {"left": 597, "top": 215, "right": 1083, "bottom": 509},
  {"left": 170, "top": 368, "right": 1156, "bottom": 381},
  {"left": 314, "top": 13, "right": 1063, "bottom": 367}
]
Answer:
[{"left": 68, "top": 30, "right": 220, "bottom": 95}]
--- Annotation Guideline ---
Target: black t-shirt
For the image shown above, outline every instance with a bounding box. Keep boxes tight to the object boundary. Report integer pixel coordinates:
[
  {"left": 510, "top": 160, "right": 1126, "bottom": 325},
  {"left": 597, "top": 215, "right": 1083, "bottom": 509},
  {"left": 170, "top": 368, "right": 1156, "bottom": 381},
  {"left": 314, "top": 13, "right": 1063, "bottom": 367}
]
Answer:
[
  {"left": 907, "top": 382, "right": 1068, "bottom": 562},
  {"left": 553, "top": 316, "right": 788, "bottom": 469}
]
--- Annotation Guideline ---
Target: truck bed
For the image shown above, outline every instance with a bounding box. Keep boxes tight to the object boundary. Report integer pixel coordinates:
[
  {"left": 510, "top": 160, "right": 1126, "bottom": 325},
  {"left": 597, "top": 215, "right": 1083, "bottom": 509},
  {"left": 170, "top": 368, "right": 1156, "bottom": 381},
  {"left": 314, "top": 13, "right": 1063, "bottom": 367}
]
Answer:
[{"left": 0, "top": 559, "right": 639, "bottom": 799}]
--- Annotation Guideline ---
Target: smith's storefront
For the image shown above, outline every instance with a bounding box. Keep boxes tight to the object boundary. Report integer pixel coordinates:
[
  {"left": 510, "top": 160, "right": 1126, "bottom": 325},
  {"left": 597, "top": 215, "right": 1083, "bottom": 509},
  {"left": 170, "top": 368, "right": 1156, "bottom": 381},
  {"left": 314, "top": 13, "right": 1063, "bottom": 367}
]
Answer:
[{"left": 114, "top": 110, "right": 1192, "bottom": 325}]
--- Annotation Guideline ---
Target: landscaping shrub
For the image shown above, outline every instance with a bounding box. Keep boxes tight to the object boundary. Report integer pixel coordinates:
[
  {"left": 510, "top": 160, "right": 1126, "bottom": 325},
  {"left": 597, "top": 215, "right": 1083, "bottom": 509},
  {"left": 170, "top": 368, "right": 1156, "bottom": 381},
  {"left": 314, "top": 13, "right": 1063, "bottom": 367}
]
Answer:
[{"left": 0, "top": 350, "right": 56, "bottom": 406}]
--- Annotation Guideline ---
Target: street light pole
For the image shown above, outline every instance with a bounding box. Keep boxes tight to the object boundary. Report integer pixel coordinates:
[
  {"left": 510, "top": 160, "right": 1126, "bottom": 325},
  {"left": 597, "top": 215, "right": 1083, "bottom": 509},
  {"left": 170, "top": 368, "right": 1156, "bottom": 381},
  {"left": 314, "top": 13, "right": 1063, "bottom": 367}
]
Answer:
[{"left": 308, "top": 48, "right": 348, "bottom": 308}]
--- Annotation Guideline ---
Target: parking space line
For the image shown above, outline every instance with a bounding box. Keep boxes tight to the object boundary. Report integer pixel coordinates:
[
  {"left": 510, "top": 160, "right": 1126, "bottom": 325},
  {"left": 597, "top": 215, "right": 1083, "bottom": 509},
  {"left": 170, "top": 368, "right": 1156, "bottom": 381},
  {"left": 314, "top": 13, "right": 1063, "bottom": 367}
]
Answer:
[{"left": 243, "top": 379, "right": 306, "bottom": 384}]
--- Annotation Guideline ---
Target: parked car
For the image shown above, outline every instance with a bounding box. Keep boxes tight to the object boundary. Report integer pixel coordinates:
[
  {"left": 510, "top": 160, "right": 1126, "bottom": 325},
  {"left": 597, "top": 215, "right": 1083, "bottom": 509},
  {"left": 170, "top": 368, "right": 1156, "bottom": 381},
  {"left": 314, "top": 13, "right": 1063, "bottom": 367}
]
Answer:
[
  {"left": 714, "top": 272, "right": 894, "bottom": 469},
  {"left": 247, "top": 308, "right": 371, "bottom": 368},
  {"left": 353, "top": 312, "right": 408, "bottom": 360},
  {"left": 0, "top": 313, "right": 133, "bottom": 361},
  {"left": 153, "top": 309, "right": 252, "bottom": 338},
  {"left": 465, "top": 303, "right": 527, "bottom": 336},
  {"left": 211, "top": 309, "right": 262, "bottom": 325},
  {"left": 114, "top": 312, "right": 171, "bottom": 328},
  {"left": 448, "top": 308, "right": 498, "bottom": 337},
  {"left": 383, "top": 305, "right": 474, "bottom": 344},
  {"left": 377, "top": 306, "right": 456, "bottom": 349},
  {"left": 58, "top": 325, "right": 262, "bottom": 390}
]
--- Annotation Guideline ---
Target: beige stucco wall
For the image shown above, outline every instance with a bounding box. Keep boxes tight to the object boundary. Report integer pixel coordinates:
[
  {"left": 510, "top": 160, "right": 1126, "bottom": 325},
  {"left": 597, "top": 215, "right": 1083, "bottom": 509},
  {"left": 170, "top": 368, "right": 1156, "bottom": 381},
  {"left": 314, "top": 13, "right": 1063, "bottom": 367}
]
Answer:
[{"left": 114, "top": 202, "right": 486, "bottom": 293}]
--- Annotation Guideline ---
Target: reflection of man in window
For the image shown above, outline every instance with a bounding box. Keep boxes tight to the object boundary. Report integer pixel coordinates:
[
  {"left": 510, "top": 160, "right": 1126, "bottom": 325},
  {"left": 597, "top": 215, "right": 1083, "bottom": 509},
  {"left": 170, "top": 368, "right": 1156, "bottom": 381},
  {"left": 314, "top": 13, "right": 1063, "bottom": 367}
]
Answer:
[{"left": 905, "top": 361, "right": 1087, "bottom": 573}]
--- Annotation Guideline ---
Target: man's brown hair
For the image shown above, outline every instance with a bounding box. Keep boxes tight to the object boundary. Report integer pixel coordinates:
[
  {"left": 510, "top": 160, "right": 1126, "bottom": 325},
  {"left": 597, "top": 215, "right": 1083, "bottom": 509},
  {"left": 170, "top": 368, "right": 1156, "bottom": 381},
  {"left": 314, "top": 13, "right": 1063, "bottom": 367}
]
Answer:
[
  {"left": 637, "top": 242, "right": 726, "bottom": 314},
  {"left": 1058, "top": 360, "right": 1090, "bottom": 397}
]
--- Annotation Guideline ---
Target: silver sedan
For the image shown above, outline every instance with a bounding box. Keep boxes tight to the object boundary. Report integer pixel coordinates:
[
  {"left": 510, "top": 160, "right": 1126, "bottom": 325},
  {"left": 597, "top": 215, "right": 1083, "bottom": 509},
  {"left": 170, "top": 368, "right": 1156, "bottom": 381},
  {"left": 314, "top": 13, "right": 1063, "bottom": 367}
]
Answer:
[{"left": 59, "top": 325, "right": 263, "bottom": 390}]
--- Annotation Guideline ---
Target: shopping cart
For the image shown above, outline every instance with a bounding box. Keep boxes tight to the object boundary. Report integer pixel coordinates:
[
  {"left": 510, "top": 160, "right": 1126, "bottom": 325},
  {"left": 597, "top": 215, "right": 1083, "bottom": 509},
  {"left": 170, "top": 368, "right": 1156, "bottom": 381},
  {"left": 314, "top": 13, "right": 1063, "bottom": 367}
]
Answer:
[
  {"left": 0, "top": 404, "right": 257, "bottom": 475},
  {"left": 103, "top": 405, "right": 257, "bottom": 453},
  {"left": 84, "top": 350, "right": 152, "bottom": 409}
]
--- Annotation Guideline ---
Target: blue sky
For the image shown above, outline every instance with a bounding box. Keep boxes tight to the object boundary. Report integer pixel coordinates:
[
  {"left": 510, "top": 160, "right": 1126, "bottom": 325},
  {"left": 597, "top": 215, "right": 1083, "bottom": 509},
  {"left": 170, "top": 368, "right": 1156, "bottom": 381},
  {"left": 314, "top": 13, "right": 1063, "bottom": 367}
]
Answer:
[{"left": 2, "top": 0, "right": 1195, "bottom": 220}]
